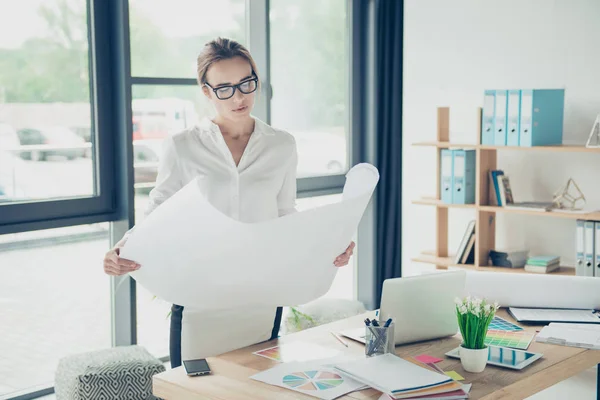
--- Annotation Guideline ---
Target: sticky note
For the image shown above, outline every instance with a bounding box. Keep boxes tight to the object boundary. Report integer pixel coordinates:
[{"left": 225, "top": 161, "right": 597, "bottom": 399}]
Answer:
[
  {"left": 445, "top": 370, "right": 465, "bottom": 381},
  {"left": 415, "top": 354, "right": 443, "bottom": 364}
]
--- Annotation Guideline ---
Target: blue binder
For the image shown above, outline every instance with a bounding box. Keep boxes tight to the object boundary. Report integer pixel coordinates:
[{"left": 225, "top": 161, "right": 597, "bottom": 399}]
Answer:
[
  {"left": 506, "top": 90, "right": 521, "bottom": 146},
  {"left": 440, "top": 149, "right": 453, "bottom": 204},
  {"left": 494, "top": 90, "right": 508, "bottom": 146},
  {"left": 452, "top": 150, "right": 476, "bottom": 204},
  {"left": 519, "top": 89, "right": 565, "bottom": 147},
  {"left": 481, "top": 90, "right": 495, "bottom": 145}
]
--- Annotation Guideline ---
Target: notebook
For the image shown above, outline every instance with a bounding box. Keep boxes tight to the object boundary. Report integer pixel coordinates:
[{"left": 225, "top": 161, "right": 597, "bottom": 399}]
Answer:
[{"left": 334, "top": 353, "right": 453, "bottom": 397}]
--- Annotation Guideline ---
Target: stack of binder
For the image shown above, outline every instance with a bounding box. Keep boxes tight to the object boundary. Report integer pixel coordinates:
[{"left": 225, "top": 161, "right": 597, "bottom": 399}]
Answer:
[
  {"left": 440, "top": 149, "right": 475, "bottom": 204},
  {"left": 576, "top": 220, "right": 600, "bottom": 277},
  {"left": 481, "top": 89, "right": 564, "bottom": 147}
]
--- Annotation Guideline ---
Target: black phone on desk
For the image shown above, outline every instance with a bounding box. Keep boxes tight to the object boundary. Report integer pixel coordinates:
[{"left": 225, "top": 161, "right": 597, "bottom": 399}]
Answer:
[{"left": 183, "top": 359, "right": 212, "bottom": 376}]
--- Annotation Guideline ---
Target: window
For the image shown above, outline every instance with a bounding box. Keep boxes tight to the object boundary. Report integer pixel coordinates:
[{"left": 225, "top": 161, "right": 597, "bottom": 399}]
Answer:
[
  {"left": 0, "top": 0, "right": 116, "bottom": 233},
  {"left": 0, "top": 224, "right": 111, "bottom": 398},
  {"left": 270, "top": 0, "right": 349, "bottom": 179},
  {"left": 129, "top": 0, "right": 245, "bottom": 78}
]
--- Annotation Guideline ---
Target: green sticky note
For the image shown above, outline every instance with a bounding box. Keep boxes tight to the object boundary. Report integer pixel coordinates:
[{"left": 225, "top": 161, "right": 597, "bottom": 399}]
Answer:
[{"left": 445, "top": 370, "right": 465, "bottom": 381}]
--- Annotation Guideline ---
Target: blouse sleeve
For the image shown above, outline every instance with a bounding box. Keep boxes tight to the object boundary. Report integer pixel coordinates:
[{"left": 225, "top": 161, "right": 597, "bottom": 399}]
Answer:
[{"left": 119, "top": 136, "right": 184, "bottom": 245}]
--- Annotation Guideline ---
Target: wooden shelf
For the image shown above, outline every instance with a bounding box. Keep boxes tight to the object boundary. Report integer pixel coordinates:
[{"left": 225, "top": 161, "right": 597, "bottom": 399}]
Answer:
[
  {"left": 412, "top": 198, "right": 476, "bottom": 209},
  {"left": 412, "top": 198, "right": 600, "bottom": 220},
  {"left": 412, "top": 254, "right": 576, "bottom": 276},
  {"left": 412, "top": 141, "right": 600, "bottom": 153},
  {"left": 412, "top": 141, "right": 477, "bottom": 149},
  {"left": 478, "top": 144, "right": 600, "bottom": 153},
  {"left": 410, "top": 254, "right": 477, "bottom": 270},
  {"left": 479, "top": 205, "right": 600, "bottom": 220},
  {"left": 478, "top": 265, "right": 576, "bottom": 276},
  {"left": 412, "top": 107, "right": 599, "bottom": 276}
]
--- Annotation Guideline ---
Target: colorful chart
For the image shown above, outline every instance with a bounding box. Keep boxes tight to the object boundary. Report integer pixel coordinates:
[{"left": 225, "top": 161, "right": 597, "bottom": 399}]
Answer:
[
  {"left": 282, "top": 371, "right": 344, "bottom": 391},
  {"left": 488, "top": 316, "right": 523, "bottom": 332},
  {"left": 484, "top": 329, "right": 534, "bottom": 350}
]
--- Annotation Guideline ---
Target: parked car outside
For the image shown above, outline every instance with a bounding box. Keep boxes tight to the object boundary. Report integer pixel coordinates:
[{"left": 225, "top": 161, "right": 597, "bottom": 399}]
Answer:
[{"left": 16, "top": 126, "right": 87, "bottom": 161}]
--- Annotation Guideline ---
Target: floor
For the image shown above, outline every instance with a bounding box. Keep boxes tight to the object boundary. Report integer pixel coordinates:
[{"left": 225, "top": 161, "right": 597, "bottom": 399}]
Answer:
[{"left": 35, "top": 366, "right": 598, "bottom": 399}]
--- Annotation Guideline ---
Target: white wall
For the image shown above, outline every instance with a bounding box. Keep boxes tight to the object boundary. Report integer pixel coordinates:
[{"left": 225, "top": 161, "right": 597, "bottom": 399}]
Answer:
[{"left": 403, "top": 0, "right": 600, "bottom": 277}]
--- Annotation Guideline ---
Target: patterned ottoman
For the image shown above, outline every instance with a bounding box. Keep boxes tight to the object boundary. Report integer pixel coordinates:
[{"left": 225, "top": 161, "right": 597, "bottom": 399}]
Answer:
[{"left": 54, "top": 345, "right": 165, "bottom": 400}]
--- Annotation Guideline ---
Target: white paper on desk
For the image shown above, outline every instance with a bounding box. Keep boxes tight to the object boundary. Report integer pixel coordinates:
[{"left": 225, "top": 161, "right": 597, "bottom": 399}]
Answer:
[
  {"left": 508, "top": 308, "right": 600, "bottom": 324},
  {"left": 251, "top": 356, "right": 367, "bottom": 400},
  {"left": 536, "top": 325, "right": 600, "bottom": 350},
  {"left": 464, "top": 271, "right": 600, "bottom": 310},
  {"left": 121, "top": 163, "right": 379, "bottom": 309}
]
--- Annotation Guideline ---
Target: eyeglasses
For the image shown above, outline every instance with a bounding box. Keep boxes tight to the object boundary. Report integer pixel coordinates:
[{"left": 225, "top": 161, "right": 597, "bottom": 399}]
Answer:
[{"left": 204, "top": 77, "right": 258, "bottom": 100}]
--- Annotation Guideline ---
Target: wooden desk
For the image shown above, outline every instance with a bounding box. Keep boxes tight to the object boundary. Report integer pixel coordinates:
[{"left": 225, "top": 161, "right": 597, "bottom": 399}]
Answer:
[{"left": 153, "top": 310, "right": 600, "bottom": 400}]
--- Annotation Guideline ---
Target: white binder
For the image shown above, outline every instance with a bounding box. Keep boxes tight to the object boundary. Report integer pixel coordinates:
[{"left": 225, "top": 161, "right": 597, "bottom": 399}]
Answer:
[
  {"left": 576, "top": 220, "right": 585, "bottom": 276},
  {"left": 584, "top": 221, "right": 595, "bottom": 277},
  {"left": 595, "top": 221, "right": 600, "bottom": 277}
]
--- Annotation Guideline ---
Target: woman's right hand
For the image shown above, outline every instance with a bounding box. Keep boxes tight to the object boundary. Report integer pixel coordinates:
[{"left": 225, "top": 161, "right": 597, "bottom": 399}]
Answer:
[{"left": 103, "top": 245, "right": 140, "bottom": 276}]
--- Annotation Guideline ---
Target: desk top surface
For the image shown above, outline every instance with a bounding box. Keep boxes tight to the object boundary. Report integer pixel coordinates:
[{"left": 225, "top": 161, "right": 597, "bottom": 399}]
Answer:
[{"left": 153, "top": 309, "right": 600, "bottom": 400}]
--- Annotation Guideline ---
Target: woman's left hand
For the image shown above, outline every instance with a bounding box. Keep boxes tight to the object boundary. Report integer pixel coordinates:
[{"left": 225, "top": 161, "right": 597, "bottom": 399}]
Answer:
[{"left": 334, "top": 241, "right": 355, "bottom": 267}]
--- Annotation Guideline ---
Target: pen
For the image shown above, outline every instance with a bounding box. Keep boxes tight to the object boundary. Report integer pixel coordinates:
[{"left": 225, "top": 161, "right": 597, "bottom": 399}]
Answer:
[
  {"left": 371, "top": 319, "right": 380, "bottom": 327},
  {"left": 384, "top": 318, "right": 393, "bottom": 327},
  {"left": 330, "top": 332, "right": 349, "bottom": 347},
  {"left": 364, "top": 318, "right": 371, "bottom": 326}
]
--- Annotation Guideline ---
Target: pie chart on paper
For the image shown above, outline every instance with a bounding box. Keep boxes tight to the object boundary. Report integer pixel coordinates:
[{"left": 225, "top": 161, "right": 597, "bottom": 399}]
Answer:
[{"left": 282, "top": 370, "right": 345, "bottom": 391}]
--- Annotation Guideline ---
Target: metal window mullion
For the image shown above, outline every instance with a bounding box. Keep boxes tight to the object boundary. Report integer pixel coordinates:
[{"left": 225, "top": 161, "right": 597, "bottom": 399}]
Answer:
[
  {"left": 105, "top": 0, "right": 136, "bottom": 348},
  {"left": 246, "top": 0, "right": 270, "bottom": 123}
]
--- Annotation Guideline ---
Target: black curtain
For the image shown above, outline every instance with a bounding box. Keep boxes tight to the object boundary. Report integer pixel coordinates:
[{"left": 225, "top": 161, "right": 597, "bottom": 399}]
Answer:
[{"left": 374, "top": 0, "right": 403, "bottom": 307}]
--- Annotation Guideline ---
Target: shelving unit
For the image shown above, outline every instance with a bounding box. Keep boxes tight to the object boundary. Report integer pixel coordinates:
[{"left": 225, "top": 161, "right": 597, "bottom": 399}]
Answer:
[{"left": 411, "top": 107, "right": 600, "bottom": 275}]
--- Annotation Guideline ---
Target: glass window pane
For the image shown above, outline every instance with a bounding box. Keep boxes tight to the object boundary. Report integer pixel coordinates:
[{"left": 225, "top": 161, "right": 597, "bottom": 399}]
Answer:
[
  {"left": 132, "top": 85, "right": 204, "bottom": 356},
  {"left": 270, "top": 0, "right": 349, "bottom": 178},
  {"left": 129, "top": 0, "right": 246, "bottom": 78},
  {"left": 0, "top": 223, "right": 111, "bottom": 397},
  {"left": 0, "top": 0, "right": 96, "bottom": 204}
]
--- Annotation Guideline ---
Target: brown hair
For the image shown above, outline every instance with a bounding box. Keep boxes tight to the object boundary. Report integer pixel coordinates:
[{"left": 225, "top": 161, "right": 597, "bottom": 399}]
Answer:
[{"left": 196, "top": 37, "right": 259, "bottom": 86}]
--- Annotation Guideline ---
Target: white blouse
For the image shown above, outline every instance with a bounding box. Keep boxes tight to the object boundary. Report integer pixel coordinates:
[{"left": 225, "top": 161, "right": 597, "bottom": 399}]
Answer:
[{"left": 137, "top": 116, "right": 298, "bottom": 360}]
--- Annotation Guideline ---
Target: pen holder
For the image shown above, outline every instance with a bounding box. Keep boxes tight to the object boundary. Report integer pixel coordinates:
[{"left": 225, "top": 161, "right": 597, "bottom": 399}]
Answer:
[{"left": 365, "top": 322, "right": 395, "bottom": 357}]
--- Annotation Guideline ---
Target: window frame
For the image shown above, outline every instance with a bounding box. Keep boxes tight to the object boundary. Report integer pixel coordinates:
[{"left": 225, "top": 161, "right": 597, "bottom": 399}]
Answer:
[{"left": 0, "top": 0, "right": 120, "bottom": 236}]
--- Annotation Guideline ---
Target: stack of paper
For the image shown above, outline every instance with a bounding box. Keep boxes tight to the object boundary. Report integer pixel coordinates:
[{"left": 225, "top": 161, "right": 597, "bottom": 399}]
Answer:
[
  {"left": 334, "top": 354, "right": 466, "bottom": 399},
  {"left": 536, "top": 323, "right": 600, "bottom": 350}
]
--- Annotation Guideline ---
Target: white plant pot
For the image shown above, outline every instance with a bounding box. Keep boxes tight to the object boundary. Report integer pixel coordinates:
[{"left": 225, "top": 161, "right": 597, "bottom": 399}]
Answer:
[{"left": 459, "top": 345, "right": 488, "bottom": 373}]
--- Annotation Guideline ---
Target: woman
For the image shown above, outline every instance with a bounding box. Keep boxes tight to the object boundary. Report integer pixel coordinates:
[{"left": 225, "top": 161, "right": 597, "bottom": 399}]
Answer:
[{"left": 103, "top": 37, "right": 355, "bottom": 368}]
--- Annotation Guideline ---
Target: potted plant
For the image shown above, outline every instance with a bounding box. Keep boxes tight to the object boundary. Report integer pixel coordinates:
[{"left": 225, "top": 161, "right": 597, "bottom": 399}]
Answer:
[{"left": 455, "top": 296, "right": 499, "bottom": 373}]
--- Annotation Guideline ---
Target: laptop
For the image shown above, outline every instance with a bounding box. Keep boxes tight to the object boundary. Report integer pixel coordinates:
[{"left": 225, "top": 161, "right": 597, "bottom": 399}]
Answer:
[{"left": 340, "top": 271, "right": 466, "bottom": 346}]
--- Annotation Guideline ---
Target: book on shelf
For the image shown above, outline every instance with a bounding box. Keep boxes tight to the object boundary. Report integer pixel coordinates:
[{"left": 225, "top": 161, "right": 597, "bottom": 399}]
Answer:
[
  {"left": 454, "top": 220, "right": 475, "bottom": 264},
  {"left": 524, "top": 263, "right": 560, "bottom": 273},
  {"left": 489, "top": 249, "right": 529, "bottom": 268},
  {"left": 527, "top": 255, "right": 560, "bottom": 266},
  {"left": 488, "top": 169, "right": 555, "bottom": 210}
]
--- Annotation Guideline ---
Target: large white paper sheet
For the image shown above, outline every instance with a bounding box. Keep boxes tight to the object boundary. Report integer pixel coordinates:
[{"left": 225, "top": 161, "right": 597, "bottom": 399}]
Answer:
[
  {"left": 464, "top": 271, "right": 600, "bottom": 310},
  {"left": 121, "top": 163, "right": 379, "bottom": 309}
]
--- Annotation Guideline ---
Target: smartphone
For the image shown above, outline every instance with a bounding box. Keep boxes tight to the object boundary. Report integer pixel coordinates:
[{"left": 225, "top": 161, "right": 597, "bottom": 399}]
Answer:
[{"left": 183, "top": 359, "right": 212, "bottom": 376}]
